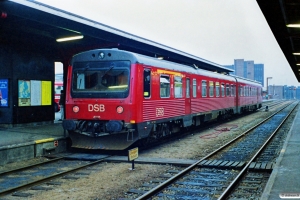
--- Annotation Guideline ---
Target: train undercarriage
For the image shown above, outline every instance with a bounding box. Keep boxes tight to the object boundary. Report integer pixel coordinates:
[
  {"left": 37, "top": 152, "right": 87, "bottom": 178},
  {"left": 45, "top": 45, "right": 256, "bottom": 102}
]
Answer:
[{"left": 63, "top": 106, "right": 258, "bottom": 150}]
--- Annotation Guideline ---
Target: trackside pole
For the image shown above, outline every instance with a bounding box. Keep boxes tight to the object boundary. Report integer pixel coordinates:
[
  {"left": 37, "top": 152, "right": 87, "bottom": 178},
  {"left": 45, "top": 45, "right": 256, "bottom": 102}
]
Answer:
[{"left": 128, "top": 147, "right": 138, "bottom": 170}]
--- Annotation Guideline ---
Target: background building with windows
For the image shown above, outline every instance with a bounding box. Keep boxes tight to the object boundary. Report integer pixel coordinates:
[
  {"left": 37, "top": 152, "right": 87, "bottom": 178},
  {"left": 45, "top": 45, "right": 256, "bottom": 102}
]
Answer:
[
  {"left": 224, "top": 59, "right": 264, "bottom": 87},
  {"left": 224, "top": 59, "right": 300, "bottom": 100}
]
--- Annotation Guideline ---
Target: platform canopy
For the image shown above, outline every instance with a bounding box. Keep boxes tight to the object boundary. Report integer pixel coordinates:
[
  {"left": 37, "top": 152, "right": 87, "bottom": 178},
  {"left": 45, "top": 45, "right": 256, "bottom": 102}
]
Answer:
[
  {"left": 257, "top": 0, "right": 300, "bottom": 82},
  {"left": 0, "top": 0, "right": 232, "bottom": 73}
]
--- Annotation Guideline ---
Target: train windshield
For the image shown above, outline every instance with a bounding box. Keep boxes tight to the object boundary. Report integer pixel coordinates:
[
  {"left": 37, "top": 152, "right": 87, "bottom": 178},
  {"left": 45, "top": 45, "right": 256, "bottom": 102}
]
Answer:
[{"left": 71, "top": 61, "right": 130, "bottom": 98}]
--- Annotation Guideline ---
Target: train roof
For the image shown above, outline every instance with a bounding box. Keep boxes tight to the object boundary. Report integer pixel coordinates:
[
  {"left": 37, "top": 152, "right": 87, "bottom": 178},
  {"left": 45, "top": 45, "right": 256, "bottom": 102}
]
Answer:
[
  {"left": 73, "top": 49, "right": 236, "bottom": 82},
  {"left": 230, "top": 75, "right": 262, "bottom": 87},
  {"left": 131, "top": 50, "right": 236, "bottom": 82},
  {"left": 72, "top": 49, "right": 262, "bottom": 87}
]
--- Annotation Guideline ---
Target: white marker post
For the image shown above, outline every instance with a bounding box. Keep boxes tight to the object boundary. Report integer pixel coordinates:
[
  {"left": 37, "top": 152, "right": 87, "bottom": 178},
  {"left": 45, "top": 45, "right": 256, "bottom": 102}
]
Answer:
[{"left": 128, "top": 147, "right": 138, "bottom": 170}]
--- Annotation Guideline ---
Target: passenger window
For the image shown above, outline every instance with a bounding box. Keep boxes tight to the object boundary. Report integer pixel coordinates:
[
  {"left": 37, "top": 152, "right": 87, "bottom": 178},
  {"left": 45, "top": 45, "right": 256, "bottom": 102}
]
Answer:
[
  {"left": 174, "top": 76, "right": 182, "bottom": 98},
  {"left": 239, "top": 85, "right": 242, "bottom": 96},
  {"left": 209, "top": 81, "right": 214, "bottom": 97},
  {"left": 186, "top": 78, "right": 190, "bottom": 98},
  {"left": 202, "top": 80, "right": 207, "bottom": 97},
  {"left": 226, "top": 83, "right": 230, "bottom": 96},
  {"left": 143, "top": 69, "right": 151, "bottom": 98},
  {"left": 160, "top": 75, "right": 170, "bottom": 98},
  {"left": 231, "top": 84, "right": 236, "bottom": 96},
  {"left": 216, "top": 82, "right": 220, "bottom": 97},
  {"left": 193, "top": 79, "right": 197, "bottom": 97},
  {"left": 221, "top": 83, "right": 225, "bottom": 97}
]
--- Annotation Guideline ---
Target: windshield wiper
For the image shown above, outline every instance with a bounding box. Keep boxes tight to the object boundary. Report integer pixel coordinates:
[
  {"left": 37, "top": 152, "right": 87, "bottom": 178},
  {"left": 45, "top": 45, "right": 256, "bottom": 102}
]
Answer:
[{"left": 101, "top": 65, "right": 114, "bottom": 79}]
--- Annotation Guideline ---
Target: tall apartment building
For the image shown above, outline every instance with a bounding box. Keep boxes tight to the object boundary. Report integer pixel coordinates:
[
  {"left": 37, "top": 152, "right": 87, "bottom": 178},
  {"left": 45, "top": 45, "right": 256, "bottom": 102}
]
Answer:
[{"left": 224, "top": 59, "right": 264, "bottom": 87}]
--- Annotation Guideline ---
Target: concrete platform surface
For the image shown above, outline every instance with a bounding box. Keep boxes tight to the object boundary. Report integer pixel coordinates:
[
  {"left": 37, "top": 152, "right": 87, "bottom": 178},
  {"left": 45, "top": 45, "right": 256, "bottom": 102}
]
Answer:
[
  {"left": 0, "top": 122, "right": 66, "bottom": 148},
  {"left": 0, "top": 113, "right": 67, "bottom": 165},
  {"left": 261, "top": 106, "right": 300, "bottom": 199}
]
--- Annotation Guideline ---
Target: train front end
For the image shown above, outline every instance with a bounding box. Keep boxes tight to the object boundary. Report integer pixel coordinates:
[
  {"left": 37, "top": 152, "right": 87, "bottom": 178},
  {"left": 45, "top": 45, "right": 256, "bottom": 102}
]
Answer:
[{"left": 62, "top": 49, "right": 138, "bottom": 150}]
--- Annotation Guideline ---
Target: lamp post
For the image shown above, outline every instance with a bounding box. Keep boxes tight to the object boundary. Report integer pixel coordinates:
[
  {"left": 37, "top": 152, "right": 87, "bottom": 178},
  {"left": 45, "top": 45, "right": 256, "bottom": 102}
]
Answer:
[{"left": 266, "top": 77, "right": 272, "bottom": 99}]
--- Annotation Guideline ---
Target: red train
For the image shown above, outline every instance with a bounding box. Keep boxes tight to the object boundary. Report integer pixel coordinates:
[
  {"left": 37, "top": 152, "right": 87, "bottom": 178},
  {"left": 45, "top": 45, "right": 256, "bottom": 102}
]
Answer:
[{"left": 62, "top": 49, "right": 262, "bottom": 150}]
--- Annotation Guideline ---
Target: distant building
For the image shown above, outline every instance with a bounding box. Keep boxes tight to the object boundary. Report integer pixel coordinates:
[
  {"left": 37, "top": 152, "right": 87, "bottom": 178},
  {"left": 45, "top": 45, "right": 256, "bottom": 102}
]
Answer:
[
  {"left": 283, "top": 85, "right": 297, "bottom": 99},
  {"left": 268, "top": 85, "right": 299, "bottom": 99},
  {"left": 296, "top": 87, "right": 300, "bottom": 99},
  {"left": 224, "top": 59, "right": 264, "bottom": 86},
  {"left": 268, "top": 85, "right": 284, "bottom": 99}
]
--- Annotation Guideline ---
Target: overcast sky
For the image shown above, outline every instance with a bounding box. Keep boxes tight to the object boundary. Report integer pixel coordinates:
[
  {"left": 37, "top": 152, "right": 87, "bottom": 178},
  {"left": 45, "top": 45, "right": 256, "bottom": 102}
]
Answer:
[{"left": 39, "top": 0, "right": 299, "bottom": 87}]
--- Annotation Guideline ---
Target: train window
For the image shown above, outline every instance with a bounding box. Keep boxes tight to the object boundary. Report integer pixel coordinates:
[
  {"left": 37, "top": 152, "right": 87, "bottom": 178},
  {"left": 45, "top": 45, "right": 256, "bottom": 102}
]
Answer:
[
  {"left": 202, "top": 80, "right": 207, "bottom": 97},
  {"left": 216, "top": 82, "right": 220, "bottom": 97},
  {"left": 209, "top": 81, "right": 214, "bottom": 97},
  {"left": 193, "top": 79, "right": 197, "bottom": 97},
  {"left": 247, "top": 86, "right": 249, "bottom": 96},
  {"left": 231, "top": 84, "right": 236, "bottom": 96},
  {"left": 174, "top": 76, "right": 182, "bottom": 98},
  {"left": 239, "top": 85, "right": 243, "bottom": 96},
  {"left": 234, "top": 85, "right": 236, "bottom": 96},
  {"left": 186, "top": 78, "right": 190, "bottom": 98},
  {"left": 144, "top": 69, "right": 151, "bottom": 98},
  {"left": 160, "top": 75, "right": 170, "bottom": 98},
  {"left": 71, "top": 60, "right": 130, "bottom": 98},
  {"left": 226, "top": 83, "right": 230, "bottom": 96},
  {"left": 221, "top": 83, "right": 225, "bottom": 97}
]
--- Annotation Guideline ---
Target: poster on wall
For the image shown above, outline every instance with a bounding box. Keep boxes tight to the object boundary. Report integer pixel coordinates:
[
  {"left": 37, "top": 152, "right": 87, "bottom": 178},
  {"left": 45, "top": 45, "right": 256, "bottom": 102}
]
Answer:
[
  {"left": 41, "top": 81, "right": 51, "bottom": 106},
  {"left": 18, "top": 80, "right": 31, "bottom": 106},
  {"left": 0, "top": 79, "right": 8, "bottom": 107},
  {"left": 30, "top": 80, "right": 41, "bottom": 106}
]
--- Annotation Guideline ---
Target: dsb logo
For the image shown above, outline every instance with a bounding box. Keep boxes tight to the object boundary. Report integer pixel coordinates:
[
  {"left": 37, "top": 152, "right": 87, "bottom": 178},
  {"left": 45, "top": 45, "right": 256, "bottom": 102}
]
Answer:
[
  {"left": 156, "top": 107, "right": 164, "bottom": 117},
  {"left": 88, "top": 104, "right": 105, "bottom": 112}
]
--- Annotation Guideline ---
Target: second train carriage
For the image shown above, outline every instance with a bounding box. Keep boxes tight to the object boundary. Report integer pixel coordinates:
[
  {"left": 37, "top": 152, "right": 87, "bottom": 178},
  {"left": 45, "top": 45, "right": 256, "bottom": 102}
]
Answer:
[{"left": 62, "top": 49, "right": 262, "bottom": 150}]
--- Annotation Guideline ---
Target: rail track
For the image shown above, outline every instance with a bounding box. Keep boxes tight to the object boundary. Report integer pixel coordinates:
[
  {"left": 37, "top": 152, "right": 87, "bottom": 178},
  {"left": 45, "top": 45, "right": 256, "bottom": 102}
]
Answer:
[
  {"left": 124, "top": 101, "right": 298, "bottom": 199},
  {"left": 0, "top": 100, "right": 293, "bottom": 199},
  {"left": 0, "top": 154, "right": 112, "bottom": 198}
]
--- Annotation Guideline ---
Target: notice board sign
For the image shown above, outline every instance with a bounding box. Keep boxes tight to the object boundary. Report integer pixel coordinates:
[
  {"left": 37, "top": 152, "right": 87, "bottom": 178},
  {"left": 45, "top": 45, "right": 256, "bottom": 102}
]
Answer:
[
  {"left": 0, "top": 79, "right": 8, "bottom": 107},
  {"left": 18, "top": 80, "right": 31, "bottom": 106},
  {"left": 31, "top": 80, "right": 41, "bottom": 106},
  {"left": 41, "top": 81, "right": 51, "bottom": 106},
  {"left": 18, "top": 80, "right": 52, "bottom": 107},
  {"left": 128, "top": 147, "right": 139, "bottom": 161}
]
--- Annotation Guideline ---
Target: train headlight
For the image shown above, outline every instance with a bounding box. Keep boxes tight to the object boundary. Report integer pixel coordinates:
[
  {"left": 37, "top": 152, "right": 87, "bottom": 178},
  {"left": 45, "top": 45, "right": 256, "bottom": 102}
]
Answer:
[
  {"left": 116, "top": 106, "right": 124, "bottom": 114},
  {"left": 73, "top": 106, "right": 79, "bottom": 113}
]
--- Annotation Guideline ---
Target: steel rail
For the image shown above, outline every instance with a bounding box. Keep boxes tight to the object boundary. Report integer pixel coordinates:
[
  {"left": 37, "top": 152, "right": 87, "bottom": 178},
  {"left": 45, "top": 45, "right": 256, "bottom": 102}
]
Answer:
[
  {"left": 0, "top": 155, "right": 112, "bottom": 197},
  {"left": 136, "top": 101, "right": 294, "bottom": 200},
  {"left": 218, "top": 101, "right": 298, "bottom": 199},
  {"left": 258, "top": 100, "right": 287, "bottom": 111},
  {"left": 0, "top": 157, "right": 65, "bottom": 176}
]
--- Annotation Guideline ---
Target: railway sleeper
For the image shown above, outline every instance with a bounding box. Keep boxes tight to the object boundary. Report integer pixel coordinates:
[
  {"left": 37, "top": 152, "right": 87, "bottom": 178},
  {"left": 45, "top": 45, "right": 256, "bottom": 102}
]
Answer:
[
  {"left": 198, "top": 159, "right": 246, "bottom": 169},
  {"left": 248, "top": 162, "right": 274, "bottom": 172}
]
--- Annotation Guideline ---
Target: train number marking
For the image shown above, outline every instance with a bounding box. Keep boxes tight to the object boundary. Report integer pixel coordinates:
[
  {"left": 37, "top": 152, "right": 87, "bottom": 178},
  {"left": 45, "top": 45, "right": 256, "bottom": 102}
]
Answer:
[
  {"left": 156, "top": 107, "right": 164, "bottom": 117},
  {"left": 88, "top": 104, "right": 105, "bottom": 112}
]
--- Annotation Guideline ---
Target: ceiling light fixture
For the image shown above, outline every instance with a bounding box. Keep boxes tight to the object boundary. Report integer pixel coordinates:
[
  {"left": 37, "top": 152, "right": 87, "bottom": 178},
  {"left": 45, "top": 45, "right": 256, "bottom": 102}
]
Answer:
[
  {"left": 287, "top": 24, "right": 300, "bottom": 28},
  {"left": 293, "top": 53, "right": 300, "bottom": 55},
  {"left": 56, "top": 35, "right": 84, "bottom": 42}
]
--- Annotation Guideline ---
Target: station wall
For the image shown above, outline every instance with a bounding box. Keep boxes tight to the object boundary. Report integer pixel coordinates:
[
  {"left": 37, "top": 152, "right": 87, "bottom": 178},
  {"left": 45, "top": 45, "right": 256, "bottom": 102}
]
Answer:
[{"left": 0, "top": 43, "right": 55, "bottom": 126}]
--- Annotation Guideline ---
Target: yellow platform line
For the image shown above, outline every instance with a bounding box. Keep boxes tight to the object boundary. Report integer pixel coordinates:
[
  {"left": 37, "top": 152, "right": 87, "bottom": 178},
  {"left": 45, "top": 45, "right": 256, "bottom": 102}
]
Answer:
[{"left": 35, "top": 138, "right": 55, "bottom": 144}]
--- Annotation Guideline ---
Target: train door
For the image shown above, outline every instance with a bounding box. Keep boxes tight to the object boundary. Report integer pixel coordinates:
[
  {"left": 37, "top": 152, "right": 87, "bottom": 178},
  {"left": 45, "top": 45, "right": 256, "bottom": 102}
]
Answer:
[{"left": 185, "top": 77, "right": 191, "bottom": 114}]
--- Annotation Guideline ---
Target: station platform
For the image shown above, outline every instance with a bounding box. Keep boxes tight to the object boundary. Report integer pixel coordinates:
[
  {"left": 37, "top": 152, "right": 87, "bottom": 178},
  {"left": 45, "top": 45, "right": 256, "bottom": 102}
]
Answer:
[
  {"left": 0, "top": 114, "right": 67, "bottom": 165},
  {"left": 261, "top": 106, "right": 300, "bottom": 199}
]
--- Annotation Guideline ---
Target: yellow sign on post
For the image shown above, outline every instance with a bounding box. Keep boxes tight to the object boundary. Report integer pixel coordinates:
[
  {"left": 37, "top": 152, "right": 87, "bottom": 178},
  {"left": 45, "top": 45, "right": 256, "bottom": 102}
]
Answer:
[
  {"left": 128, "top": 147, "right": 138, "bottom": 170},
  {"left": 128, "top": 147, "right": 138, "bottom": 161}
]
